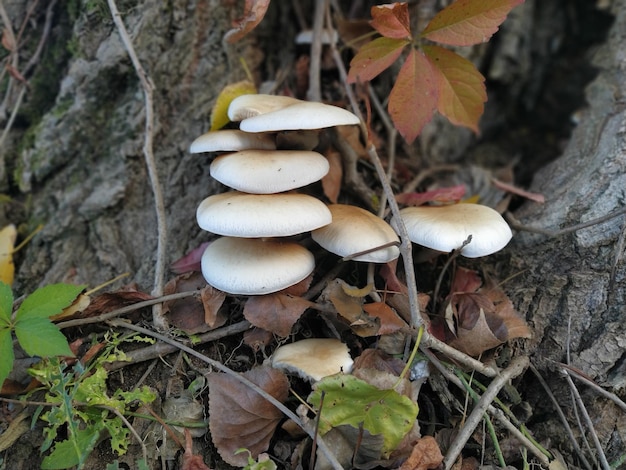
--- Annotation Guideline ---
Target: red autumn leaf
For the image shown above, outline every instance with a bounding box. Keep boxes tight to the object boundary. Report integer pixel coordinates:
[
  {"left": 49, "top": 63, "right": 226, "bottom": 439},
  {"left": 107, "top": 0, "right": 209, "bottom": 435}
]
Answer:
[
  {"left": 243, "top": 293, "right": 313, "bottom": 337},
  {"left": 421, "top": 0, "right": 524, "bottom": 47},
  {"left": 363, "top": 302, "right": 408, "bottom": 335},
  {"left": 170, "top": 242, "right": 210, "bottom": 274},
  {"left": 388, "top": 48, "right": 438, "bottom": 143},
  {"left": 208, "top": 366, "right": 289, "bottom": 466},
  {"left": 423, "top": 45, "right": 486, "bottom": 133},
  {"left": 347, "top": 36, "right": 409, "bottom": 84},
  {"left": 224, "top": 0, "right": 271, "bottom": 44},
  {"left": 370, "top": 3, "right": 412, "bottom": 39},
  {"left": 398, "top": 435, "right": 444, "bottom": 470},
  {"left": 395, "top": 185, "right": 466, "bottom": 206}
]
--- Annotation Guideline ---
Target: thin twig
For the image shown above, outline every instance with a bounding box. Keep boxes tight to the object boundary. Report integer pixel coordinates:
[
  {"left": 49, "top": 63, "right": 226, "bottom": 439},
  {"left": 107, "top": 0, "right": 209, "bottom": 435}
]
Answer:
[
  {"left": 559, "top": 363, "right": 626, "bottom": 413},
  {"left": 107, "top": 0, "right": 168, "bottom": 330},
  {"left": 108, "top": 319, "right": 344, "bottom": 470},
  {"left": 307, "top": 0, "right": 326, "bottom": 102}
]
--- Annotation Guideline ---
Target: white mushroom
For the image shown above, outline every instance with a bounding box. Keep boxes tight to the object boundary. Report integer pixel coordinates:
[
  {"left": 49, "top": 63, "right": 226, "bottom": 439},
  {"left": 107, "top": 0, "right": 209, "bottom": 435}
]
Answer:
[
  {"left": 196, "top": 191, "right": 332, "bottom": 237},
  {"left": 201, "top": 237, "right": 315, "bottom": 295},
  {"left": 210, "top": 150, "right": 329, "bottom": 194},
  {"left": 312, "top": 204, "right": 400, "bottom": 263},
  {"left": 189, "top": 129, "right": 276, "bottom": 153},
  {"left": 391, "top": 204, "right": 513, "bottom": 258},
  {"left": 228, "top": 94, "right": 302, "bottom": 121},
  {"left": 239, "top": 100, "right": 360, "bottom": 133},
  {"left": 271, "top": 338, "right": 353, "bottom": 382}
]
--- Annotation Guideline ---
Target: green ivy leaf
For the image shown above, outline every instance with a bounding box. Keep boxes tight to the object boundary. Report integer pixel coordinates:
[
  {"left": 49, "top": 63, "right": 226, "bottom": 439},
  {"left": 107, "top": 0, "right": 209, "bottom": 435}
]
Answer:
[
  {"left": 347, "top": 37, "right": 409, "bottom": 84},
  {"left": 0, "top": 328, "right": 15, "bottom": 389},
  {"left": 0, "top": 281, "right": 13, "bottom": 325},
  {"left": 309, "top": 375, "right": 418, "bottom": 455},
  {"left": 16, "top": 283, "right": 85, "bottom": 321},
  {"left": 14, "top": 318, "right": 73, "bottom": 358}
]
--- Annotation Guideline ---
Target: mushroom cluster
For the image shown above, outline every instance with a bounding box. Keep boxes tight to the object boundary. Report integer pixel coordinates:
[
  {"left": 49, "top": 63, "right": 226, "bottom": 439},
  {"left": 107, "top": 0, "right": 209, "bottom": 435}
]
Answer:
[{"left": 191, "top": 94, "right": 361, "bottom": 295}]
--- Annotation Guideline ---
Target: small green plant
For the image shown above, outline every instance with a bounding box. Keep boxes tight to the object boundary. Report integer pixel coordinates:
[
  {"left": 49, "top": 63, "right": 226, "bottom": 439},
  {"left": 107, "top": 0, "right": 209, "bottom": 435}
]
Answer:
[
  {"left": 0, "top": 282, "right": 85, "bottom": 389},
  {"left": 347, "top": 0, "right": 524, "bottom": 142},
  {"left": 235, "top": 448, "right": 278, "bottom": 470}
]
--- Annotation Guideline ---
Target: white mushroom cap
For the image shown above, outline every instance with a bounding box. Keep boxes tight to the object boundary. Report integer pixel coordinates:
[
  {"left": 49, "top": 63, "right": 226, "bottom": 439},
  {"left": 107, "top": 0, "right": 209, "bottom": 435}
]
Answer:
[
  {"left": 210, "top": 150, "right": 329, "bottom": 194},
  {"left": 312, "top": 204, "right": 400, "bottom": 263},
  {"left": 239, "top": 101, "right": 360, "bottom": 133},
  {"left": 201, "top": 237, "right": 315, "bottom": 295},
  {"left": 189, "top": 129, "right": 276, "bottom": 153},
  {"left": 391, "top": 204, "right": 513, "bottom": 258},
  {"left": 271, "top": 338, "right": 353, "bottom": 382},
  {"left": 295, "top": 28, "right": 339, "bottom": 45},
  {"left": 197, "top": 191, "right": 332, "bottom": 237},
  {"left": 228, "top": 94, "right": 302, "bottom": 121}
]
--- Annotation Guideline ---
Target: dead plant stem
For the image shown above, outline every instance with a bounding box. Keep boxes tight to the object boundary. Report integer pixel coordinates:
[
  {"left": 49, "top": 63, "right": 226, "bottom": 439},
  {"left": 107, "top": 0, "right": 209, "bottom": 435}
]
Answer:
[
  {"left": 307, "top": 0, "right": 326, "bottom": 102},
  {"left": 108, "top": 319, "right": 344, "bottom": 470},
  {"left": 107, "top": 0, "right": 168, "bottom": 330}
]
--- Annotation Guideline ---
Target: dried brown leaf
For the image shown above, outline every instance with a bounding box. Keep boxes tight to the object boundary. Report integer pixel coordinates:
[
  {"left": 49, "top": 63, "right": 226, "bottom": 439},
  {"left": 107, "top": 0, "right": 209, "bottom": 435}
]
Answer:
[
  {"left": 224, "top": 0, "right": 271, "bottom": 44},
  {"left": 243, "top": 327, "right": 274, "bottom": 352},
  {"left": 363, "top": 302, "right": 408, "bottom": 335},
  {"left": 243, "top": 293, "right": 313, "bottom": 337},
  {"left": 450, "top": 266, "right": 483, "bottom": 294},
  {"left": 398, "top": 436, "right": 444, "bottom": 470},
  {"left": 322, "top": 149, "right": 343, "bottom": 203},
  {"left": 326, "top": 279, "right": 379, "bottom": 337},
  {"left": 208, "top": 366, "right": 289, "bottom": 466}
]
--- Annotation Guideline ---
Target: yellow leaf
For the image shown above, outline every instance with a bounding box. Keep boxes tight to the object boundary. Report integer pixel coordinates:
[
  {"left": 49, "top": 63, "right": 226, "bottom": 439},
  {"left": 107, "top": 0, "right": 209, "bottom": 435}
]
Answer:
[
  {"left": 210, "top": 80, "right": 257, "bottom": 131},
  {"left": 0, "top": 225, "right": 16, "bottom": 286}
]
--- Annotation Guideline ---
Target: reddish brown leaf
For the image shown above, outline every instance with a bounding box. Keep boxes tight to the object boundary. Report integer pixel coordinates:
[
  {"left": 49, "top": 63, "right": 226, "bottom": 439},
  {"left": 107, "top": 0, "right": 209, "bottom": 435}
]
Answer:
[
  {"left": 170, "top": 242, "right": 210, "bottom": 274},
  {"left": 450, "top": 266, "right": 482, "bottom": 294},
  {"left": 336, "top": 18, "right": 374, "bottom": 51},
  {"left": 224, "top": 0, "right": 271, "bottom": 44},
  {"left": 243, "top": 293, "right": 313, "bottom": 337},
  {"left": 423, "top": 45, "right": 486, "bottom": 133},
  {"left": 481, "top": 280, "right": 532, "bottom": 340},
  {"left": 399, "top": 436, "right": 444, "bottom": 470},
  {"left": 325, "top": 279, "right": 379, "bottom": 337},
  {"left": 421, "top": 0, "right": 525, "bottom": 46},
  {"left": 380, "top": 259, "right": 408, "bottom": 295},
  {"left": 395, "top": 185, "right": 466, "bottom": 206},
  {"left": 363, "top": 302, "right": 408, "bottom": 335},
  {"left": 80, "top": 288, "right": 153, "bottom": 318},
  {"left": 208, "top": 366, "right": 289, "bottom": 466},
  {"left": 388, "top": 48, "right": 438, "bottom": 143},
  {"left": 243, "top": 327, "right": 274, "bottom": 352},
  {"left": 321, "top": 149, "right": 343, "bottom": 203},
  {"left": 347, "top": 36, "right": 409, "bottom": 84},
  {"left": 353, "top": 348, "right": 407, "bottom": 377},
  {"left": 370, "top": 3, "right": 412, "bottom": 39},
  {"left": 447, "top": 307, "right": 506, "bottom": 356}
]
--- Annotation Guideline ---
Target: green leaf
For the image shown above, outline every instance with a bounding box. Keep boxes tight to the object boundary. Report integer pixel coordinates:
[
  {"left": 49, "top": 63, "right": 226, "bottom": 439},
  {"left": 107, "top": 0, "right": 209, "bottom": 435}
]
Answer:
[
  {"left": 0, "top": 328, "right": 15, "bottom": 389},
  {"left": 421, "top": 0, "right": 524, "bottom": 46},
  {"left": 309, "top": 375, "right": 418, "bottom": 455},
  {"left": 16, "top": 283, "right": 84, "bottom": 321},
  {"left": 370, "top": 3, "right": 412, "bottom": 39},
  {"left": 0, "top": 281, "right": 13, "bottom": 325},
  {"left": 423, "top": 45, "right": 486, "bottom": 132},
  {"left": 41, "top": 427, "right": 101, "bottom": 469},
  {"left": 14, "top": 318, "right": 73, "bottom": 357},
  {"left": 388, "top": 48, "right": 438, "bottom": 143},
  {"left": 347, "top": 37, "right": 409, "bottom": 84}
]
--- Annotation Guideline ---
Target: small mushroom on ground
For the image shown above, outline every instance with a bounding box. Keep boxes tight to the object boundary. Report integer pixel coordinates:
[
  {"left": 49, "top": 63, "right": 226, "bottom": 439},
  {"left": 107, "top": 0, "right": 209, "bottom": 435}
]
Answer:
[
  {"left": 312, "top": 204, "right": 400, "bottom": 263},
  {"left": 391, "top": 203, "right": 513, "bottom": 258},
  {"left": 189, "top": 129, "right": 276, "bottom": 153},
  {"left": 201, "top": 237, "right": 315, "bottom": 295},
  {"left": 210, "top": 149, "right": 329, "bottom": 194},
  {"left": 196, "top": 191, "right": 332, "bottom": 237},
  {"left": 271, "top": 338, "right": 353, "bottom": 382}
]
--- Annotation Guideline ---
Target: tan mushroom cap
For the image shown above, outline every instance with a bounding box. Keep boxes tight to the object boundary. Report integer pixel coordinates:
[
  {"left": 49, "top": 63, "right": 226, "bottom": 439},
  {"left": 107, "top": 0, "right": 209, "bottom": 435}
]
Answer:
[
  {"left": 201, "top": 237, "right": 315, "bottom": 295},
  {"left": 210, "top": 150, "right": 329, "bottom": 194},
  {"left": 239, "top": 101, "right": 360, "bottom": 133},
  {"left": 189, "top": 129, "right": 276, "bottom": 153},
  {"left": 228, "top": 94, "right": 301, "bottom": 122},
  {"left": 391, "top": 203, "right": 513, "bottom": 258},
  {"left": 197, "top": 191, "right": 332, "bottom": 237},
  {"left": 312, "top": 204, "right": 400, "bottom": 263},
  {"left": 271, "top": 338, "right": 353, "bottom": 382}
]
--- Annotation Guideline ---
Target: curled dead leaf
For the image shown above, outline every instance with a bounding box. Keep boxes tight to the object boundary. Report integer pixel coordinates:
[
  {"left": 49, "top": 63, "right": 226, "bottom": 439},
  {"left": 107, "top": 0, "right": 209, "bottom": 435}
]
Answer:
[{"left": 243, "top": 293, "right": 313, "bottom": 337}]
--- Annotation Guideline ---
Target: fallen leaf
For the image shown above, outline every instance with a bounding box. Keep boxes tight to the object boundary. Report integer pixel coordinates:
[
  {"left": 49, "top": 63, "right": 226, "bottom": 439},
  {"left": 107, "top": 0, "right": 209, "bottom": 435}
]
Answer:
[
  {"left": 49, "top": 293, "right": 91, "bottom": 322},
  {"left": 80, "top": 288, "right": 153, "bottom": 318},
  {"left": 395, "top": 185, "right": 466, "bottom": 206},
  {"left": 370, "top": 3, "right": 412, "bottom": 39},
  {"left": 0, "top": 224, "right": 16, "bottom": 285},
  {"left": 421, "top": 0, "right": 525, "bottom": 46},
  {"left": 243, "top": 293, "right": 313, "bottom": 337},
  {"left": 389, "top": 48, "right": 438, "bottom": 143},
  {"left": 182, "top": 428, "right": 211, "bottom": 470},
  {"left": 1, "top": 29, "right": 15, "bottom": 52},
  {"left": 208, "top": 366, "right": 289, "bottom": 466},
  {"left": 481, "top": 279, "right": 532, "bottom": 341},
  {"left": 352, "top": 348, "right": 407, "bottom": 377},
  {"left": 325, "top": 279, "right": 379, "bottom": 337},
  {"left": 321, "top": 149, "right": 342, "bottom": 203},
  {"left": 363, "top": 302, "right": 408, "bottom": 335},
  {"left": 210, "top": 80, "right": 257, "bottom": 130},
  {"left": 243, "top": 327, "right": 274, "bottom": 352},
  {"left": 224, "top": 0, "right": 271, "bottom": 44},
  {"left": 447, "top": 305, "right": 505, "bottom": 356},
  {"left": 380, "top": 259, "right": 408, "bottom": 295},
  {"left": 450, "top": 266, "right": 483, "bottom": 294},
  {"left": 423, "top": 45, "right": 487, "bottom": 133},
  {"left": 170, "top": 242, "right": 210, "bottom": 274},
  {"left": 315, "top": 425, "right": 384, "bottom": 469},
  {"left": 398, "top": 436, "right": 444, "bottom": 470}
]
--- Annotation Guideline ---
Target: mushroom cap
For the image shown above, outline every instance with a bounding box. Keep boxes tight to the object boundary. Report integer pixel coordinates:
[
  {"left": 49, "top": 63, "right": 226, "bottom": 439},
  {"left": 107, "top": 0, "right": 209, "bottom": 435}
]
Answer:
[
  {"left": 312, "top": 204, "right": 400, "bottom": 263},
  {"left": 189, "top": 129, "right": 276, "bottom": 153},
  {"left": 210, "top": 150, "right": 329, "bottom": 194},
  {"left": 228, "top": 94, "right": 302, "bottom": 121},
  {"left": 271, "top": 338, "right": 353, "bottom": 382},
  {"left": 197, "top": 191, "right": 332, "bottom": 237},
  {"left": 201, "top": 237, "right": 315, "bottom": 295},
  {"left": 391, "top": 204, "right": 513, "bottom": 258},
  {"left": 239, "top": 101, "right": 360, "bottom": 133}
]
